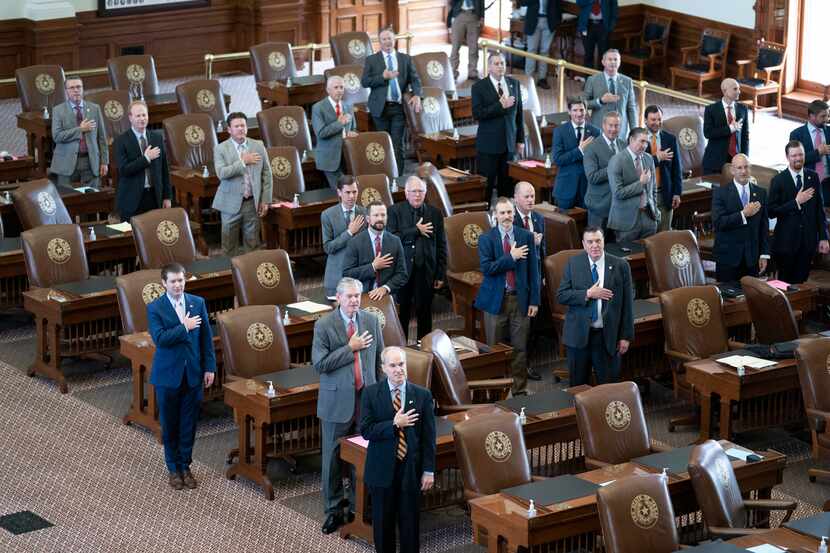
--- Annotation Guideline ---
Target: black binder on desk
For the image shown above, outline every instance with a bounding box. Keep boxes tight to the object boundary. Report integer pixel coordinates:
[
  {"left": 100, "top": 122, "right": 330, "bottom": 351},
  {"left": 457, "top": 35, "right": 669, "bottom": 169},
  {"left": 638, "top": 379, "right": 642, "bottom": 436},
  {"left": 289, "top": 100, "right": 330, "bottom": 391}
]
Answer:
[
  {"left": 186, "top": 256, "right": 232, "bottom": 275},
  {"left": 785, "top": 512, "right": 830, "bottom": 540},
  {"left": 256, "top": 365, "right": 319, "bottom": 391},
  {"left": 502, "top": 474, "right": 599, "bottom": 507},
  {"left": 0, "top": 237, "right": 21, "bottom": 253},
  {"left": 605, "top": 241, "right": 644, "bottom": 258},
  {"left": 54, "top": 275, "right": 117, "bottom": 297},
  {"left": 497, "top": 388, "right": 574, "bottom": 416},
  {"left": 633, "top": 445, "right": 695, "bottom": 476}
]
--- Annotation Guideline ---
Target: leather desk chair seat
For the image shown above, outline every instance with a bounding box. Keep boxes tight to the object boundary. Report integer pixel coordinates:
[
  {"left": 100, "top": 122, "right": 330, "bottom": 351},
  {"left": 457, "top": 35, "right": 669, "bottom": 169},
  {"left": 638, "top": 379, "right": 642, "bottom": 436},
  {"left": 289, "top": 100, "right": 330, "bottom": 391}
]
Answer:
[
  {"left": 740, "top": 276, "right": 800, "bottom": 343},
  {"left": 344, "top": 131, "right": 398, "bottom": 180},
  {"left": 21, "top": 223, "right": 89, "bottom": 288},
  {"left": 131, "top": 207, "right": 197, "bottom": 269},
  {"left": 116, "top": 269, "right": 167, "bottom": 334},
  {"left": 231, "top": 248, "right": 298, "bottom": 307},
  {"left": 418, "top": 162, "right": 487, "bottom": 217},
  {"left": 257, "top": 106, "right": 313, "bottom": 154},
  {"left": 794, "top": 339, "right": 830, "bottom": 485},
  {"left": 643, "top": 230, "right": 705, "bottom": 295},
  {"left": 12, "top": 180, "right": 72, "bottom": 230},
  {"left": 402, "top": 348, "right": 433, "bottom": 390}
]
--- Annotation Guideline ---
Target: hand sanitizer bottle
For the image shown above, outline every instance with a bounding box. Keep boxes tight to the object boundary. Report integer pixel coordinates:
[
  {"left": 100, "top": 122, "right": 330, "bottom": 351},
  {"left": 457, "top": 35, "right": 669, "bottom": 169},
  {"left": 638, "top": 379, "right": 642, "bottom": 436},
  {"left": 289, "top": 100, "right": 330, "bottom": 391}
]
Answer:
[
  {"left": 540, "top": 115, "right": 548, "bottom": 127},
  {"left": 286, "top": 77, "right": 293, "bottom": 87},
  {"left": 293, "top": 193, "right": 300, "bottom": 208},
  {"left": 519, "top": 406, "right": 527, "bottom": 425},
  {"left": 216, "top": 120, "right": 223, "bottom": 132},
  {"left": 391, "top": 178, "right": 399, "bottom": 193},
  {"left": 819, "top": 537, "right": 827, "bottom": 553},
  {"left": 452, "top": 128, "right": 460, "bottom": 140},
  {"left": 527, "top": 499, "right": 537, "bottom": 517},
  {"left": 283, "top": 309, "right": 290, "bottom": 326},
  {"left": 88, "top": 227, "right": 96, "bottom": 241},
  {"left": 737, "top": 365, "right": 745, "bottom": 378},
  {"left": 202, "top": 165, "right": 209, "bottom": 178},
  {"left": 265, "top": 381, "right": 276, "bottom": 398},
  {"left": 42, "top": 105, "right": 49, "bottom": 119},
  {"left": 544, "top": 153, "right": 552, "bottom": 169}
]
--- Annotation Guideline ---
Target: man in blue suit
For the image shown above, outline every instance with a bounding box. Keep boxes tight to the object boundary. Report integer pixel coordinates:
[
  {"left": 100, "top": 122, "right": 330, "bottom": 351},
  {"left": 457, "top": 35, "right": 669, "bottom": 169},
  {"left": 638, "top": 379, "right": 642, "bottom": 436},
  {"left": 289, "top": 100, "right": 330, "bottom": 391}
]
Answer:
[
  {"left": 147, "top": 262, "right": 217, "bottom": 491},
  {"left": 474, "top": 197, "right": 540, "bottom": 395},
  {"left": 552, "top": 96, "right": 601, "bottom": 209},
  {"left": 360, "top": 346, "right": 435, "bottom": 553},
  {"left": 577, "top": 0, "right": 618, "bottom": 69},
  {"left": 644, "top": 105, "right": 683, "bottom": 231},
  {"left": 789, "top": 100, "right": 830, "bottom": 203}
]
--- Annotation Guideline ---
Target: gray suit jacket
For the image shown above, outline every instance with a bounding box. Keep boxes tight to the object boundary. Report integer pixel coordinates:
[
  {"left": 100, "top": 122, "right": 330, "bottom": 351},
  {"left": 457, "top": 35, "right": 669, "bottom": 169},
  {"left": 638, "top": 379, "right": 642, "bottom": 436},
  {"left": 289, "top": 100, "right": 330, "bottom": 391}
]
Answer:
[
  {"left": 312, "top": 98, "right": 354, "bottom": 172},
  {"left": 607, "top": 149, "right": 660, "bottom": 232},
  {"left": 583, "top": 135, "right": 627, "bottom": 219},
  {"left": 583, "top": 72, "right": 639, "bottom": 137},
  {"left": 312, "top": 308, "right": 383, "bottom": 423},
  {"left": 212, "top": 137, "right": 273, "bottom": 215},
  {"left": 50, "top": 101, "right": 109, "bottom": 177},
  {"left": 321, "top": 203, "right": 367, "bottom": 295},
  {"left": 343, "top": 229, "right": 409, "bottom": 294}
]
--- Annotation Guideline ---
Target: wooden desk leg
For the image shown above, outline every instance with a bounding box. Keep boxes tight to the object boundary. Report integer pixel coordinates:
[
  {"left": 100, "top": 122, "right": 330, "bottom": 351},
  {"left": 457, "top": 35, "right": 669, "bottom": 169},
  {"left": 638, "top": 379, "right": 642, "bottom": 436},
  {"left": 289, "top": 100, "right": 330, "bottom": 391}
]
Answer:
[
  {"left": 35, "top": 133, "right": 47, "bottom": 176},
  {"left": 226, "top": 413, "right": 274, "bottom": 500},
  {"left": 253, "top": 421, "right": 274, "bottom": 500},
  {"left": 191, "top": 192, "right": 210, "bottom": 256},
  {"left": 29, "top": 317, "right": 68, "bottom": 393},
  {"left": 122, "top": 361, "right": 162, "bottom": 443},
  {"left": 339, "top": 468, "right": 374, "bottom": 542},
  {"left": 719, "top": 397, "right": 733, "bottom": 440},
  {"left": 698, "top": 392, "right": 713, "bottom": 442}
]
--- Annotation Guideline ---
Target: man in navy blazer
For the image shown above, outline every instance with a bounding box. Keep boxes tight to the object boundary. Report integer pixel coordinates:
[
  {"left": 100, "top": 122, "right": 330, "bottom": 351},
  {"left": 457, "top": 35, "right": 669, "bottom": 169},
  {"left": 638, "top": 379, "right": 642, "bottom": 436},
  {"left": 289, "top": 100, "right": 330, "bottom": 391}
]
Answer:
[
  {"left": 557, "top": 227, "right": 633, "bottom": 385},
  {"left": 360, "top": 346, "right": 435, "bottom": 553},
  {"left": 644, "top": 105, "right": 683, "bottom": 231},
  {"left": 789, "top": 100, "right": 830, "bottom": 203},
  {"left": 147, "top": 262, "right": 216, "bottom": 491},
  {"left": 553, "top": 96, "right": 601, "bottom": 209},
  {"left": 577, "top": 0, "right": 618, "bottom": 69},
  {"left": 474, "top": 197, "right": 540, "bottom": 395},
  {"left": 702, "top": 79, "right": 749, "bottom": 175},
  {"left": 711, "top": 154, "right": 769, "bottom": 283}
]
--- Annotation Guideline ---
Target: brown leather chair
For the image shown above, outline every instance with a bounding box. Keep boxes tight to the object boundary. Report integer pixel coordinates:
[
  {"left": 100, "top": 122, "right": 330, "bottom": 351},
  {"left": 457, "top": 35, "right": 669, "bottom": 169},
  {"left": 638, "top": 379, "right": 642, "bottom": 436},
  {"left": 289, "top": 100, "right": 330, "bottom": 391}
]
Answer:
[
  {"left": 115, "top": 269, "right": 166, "bottom": 334},
  {"left": 736, "top": 39, "right": 787, "bottom": 120},
  {"left": 107, "top": 55, "right": 160, "bottom": 97},
  {"left": 131, "top": 207, "right": 197, "bottom": 268},
  {"left": 344, "top": 131, "right": 398, "bottom": 179},
  {"left": 544, "top": 249, "right": 583, "bottom": 326},
  {"left": 444, "top": 211, "right": 490, "bottom": 275},
  {"left": 16, "top": 65, "right": 66, "bottom": 113},
  {"left": 85, "top": 89, "right": 132, "bottom": 140},
  {"left": 413, "top": 52, "right": 456, "bottom": 92},
  {"left": 688, "top": 439, "right": 795, "bottom": 538},
  {"left": 522, "top": 109, "right": 544, "bottom": 161},
  {"left": 257, "top": 106, "right": 313, "bottom": 154},
  {"left": 355, "top": 174, "right": 393, "bottom": 207},
  {"left": 21, "top": 224, "right": 88, "bottom": 288},
  {"left": 217, "top": 305, "right": 291, "bottom": 380},
  {"left": 511, "top": 74, "right": 541, "bottom": 116},
  {"left": 330, "top": 31, "right": 373, "bottom": 66},
  {"left": 250, "top": 42, "right": 297, "bottom": 84},
  {"left": 663, "top": 116, "right": 705, "bottom": 177},
  {"left": 740, "top": 276, "right": 799, "bottom": 344},
  {"left": 403, "top": 348, "right": 433, "bottom": 390},
  {"left": 643, "top": 230, "right": 705, "bottom": 294},
  {"left": 670, "top": 28, "right": 731, "bottom": 97},
  {"left": 163, "top": 113, "right": 218, "bottom": 170},
  {"left": 620, "top": 13, "right": 672, "bottom": 81},
  {"left": 537, "top": 208, "right": 580, "bottom": 256},
  {"left": 418, "top": 162, "right": 488, "bottom": 217},
  {"left": 231, "top": 248, "right": 298, "bottom": 307},
  {"left": 324, "top": 64, "right": 370, "bottom": 107},
  {"left": 266, "top": 146, "right": 305, "bottom": 201},
  {"left": 360, "top": 292, "right": 407, "bottom": 347},
  {"left": 574, "top": 382, "right": 666, "bottom": 469},
  {"left": 12, "top": 180, "right": 72, "bottom": 229},
  {"left": 421, "top": 329, "right": 512, "bottom": 412},
  {"left": 794, "top": 339, "right": 830, "bottom": 484},
  {"left": 405, "top": 87, "right": 454, "bottom": 160},
  {"left": 175, "top": 79, "right": 228, "bottom": 126},
  {"left": 596, "top": 473, "right": 679, "bottom": 553}
]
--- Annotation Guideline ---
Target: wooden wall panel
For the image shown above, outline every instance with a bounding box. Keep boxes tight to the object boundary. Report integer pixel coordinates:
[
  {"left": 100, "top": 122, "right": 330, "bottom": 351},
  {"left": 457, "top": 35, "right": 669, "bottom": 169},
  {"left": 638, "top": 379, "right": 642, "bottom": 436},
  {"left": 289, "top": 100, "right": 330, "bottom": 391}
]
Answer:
[{"left": 398, "top": 0, "right": 449, "bottom": 46}]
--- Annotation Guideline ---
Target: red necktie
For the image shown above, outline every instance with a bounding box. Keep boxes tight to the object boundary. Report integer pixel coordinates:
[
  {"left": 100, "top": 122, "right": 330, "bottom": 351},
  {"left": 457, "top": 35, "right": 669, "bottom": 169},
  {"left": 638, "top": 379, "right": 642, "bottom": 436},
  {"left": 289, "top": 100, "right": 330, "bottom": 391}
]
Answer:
[
  {"left": 374, "top": 234, "right": 382, "bottom": 287},
  {"left": 591, "top": 0, "right": 601, "bottom": 16},
  {"left": 347, "top": 320, "right": 363, "bottom": 390},
  {"left": 523, "top": 215, "right": 530, "bottom": 230},
  {"left": 75, "top": 104, "right": 88, "bottom": 154},
  {"left": 814, "top": 128, "right": 826, "bottom": 182},
  {"left": 503, "top": 234, "right": 516, "bottom": 290},
  {"left": 727, "top": 105, "right": 738, "bottom": 157},
  {"left": 335, "top": 102, "right": 341, "bottom": 117}
]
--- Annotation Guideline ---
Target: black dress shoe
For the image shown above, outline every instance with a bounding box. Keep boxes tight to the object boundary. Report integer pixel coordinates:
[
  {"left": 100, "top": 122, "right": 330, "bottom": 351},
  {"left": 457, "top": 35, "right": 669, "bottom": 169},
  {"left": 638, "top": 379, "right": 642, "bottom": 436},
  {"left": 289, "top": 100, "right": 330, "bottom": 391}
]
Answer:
[
  {"left": 346, "top": 511, "right": 355, "bottom": 523},
  {"left": 537, "top": 80, "right": 550, "bottom": 90},
  {"left": 527, "top": 367, "right": 542, "bottom": 381},
  {"left": 321, "top": 513, "right": 344, "bottom": 534}
]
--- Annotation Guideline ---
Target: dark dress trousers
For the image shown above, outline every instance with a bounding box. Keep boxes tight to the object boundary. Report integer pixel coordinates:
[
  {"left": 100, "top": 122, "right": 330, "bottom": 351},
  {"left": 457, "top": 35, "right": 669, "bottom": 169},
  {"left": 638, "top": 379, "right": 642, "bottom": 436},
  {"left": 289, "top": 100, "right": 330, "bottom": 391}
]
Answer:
[
  {"left": 115, "top": 128, "right": 172, "bottom": 221},
  {"left": 711, "top": 182, "right": 769, "bottom": 283},
  {"left": 521, "top": 0, "right": 563, "bottom": 35},
  {"left": 702, "top": 101, "right": 749, "bottom": 174}
]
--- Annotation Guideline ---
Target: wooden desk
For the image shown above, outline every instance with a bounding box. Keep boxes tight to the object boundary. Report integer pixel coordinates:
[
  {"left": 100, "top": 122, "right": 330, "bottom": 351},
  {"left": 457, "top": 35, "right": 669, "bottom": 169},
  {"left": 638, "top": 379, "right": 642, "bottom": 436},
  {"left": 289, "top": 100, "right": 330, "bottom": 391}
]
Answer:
[
  {"left": 0, "top": 156, "right": 36, "bottom": 184},
  {"left": 169, "top": 168, "right": 218, "bottom": 255},
  {"left": 508, "top": 160, "right": 557, "bottom": 201},
  {"left": 256, "top": 77, "right": 326, "bottom": 112},
  {"left": 264, "top": 187, "right": 338, "bottom": 257},
  {"left": 354, "top": 91, "right": 473, "bottom": 133},
  {"left": 418, "top": 126, "right": 478, "bottom": 172},
  {"left": 673, "top": 176, "right": 719, "bottom": 232}
]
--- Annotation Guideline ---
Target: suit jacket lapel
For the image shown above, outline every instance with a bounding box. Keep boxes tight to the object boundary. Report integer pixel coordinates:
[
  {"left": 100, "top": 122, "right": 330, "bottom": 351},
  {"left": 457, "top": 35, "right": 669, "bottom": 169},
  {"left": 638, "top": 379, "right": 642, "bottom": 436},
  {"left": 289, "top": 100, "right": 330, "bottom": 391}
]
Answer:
[
  {"left": 333, "top": 309, "right": 349, "bottom": 348},
  {"left": 601, "top": 259, "right": 612, "bottom": 316}
]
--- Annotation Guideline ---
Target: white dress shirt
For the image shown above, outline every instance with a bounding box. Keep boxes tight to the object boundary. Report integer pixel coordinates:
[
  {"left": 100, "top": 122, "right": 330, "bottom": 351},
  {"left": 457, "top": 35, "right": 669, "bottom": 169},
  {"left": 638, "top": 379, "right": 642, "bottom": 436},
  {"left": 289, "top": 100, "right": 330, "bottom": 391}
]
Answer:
[{"left": 588, "top": 254, "right": 605, "bottom": 329}]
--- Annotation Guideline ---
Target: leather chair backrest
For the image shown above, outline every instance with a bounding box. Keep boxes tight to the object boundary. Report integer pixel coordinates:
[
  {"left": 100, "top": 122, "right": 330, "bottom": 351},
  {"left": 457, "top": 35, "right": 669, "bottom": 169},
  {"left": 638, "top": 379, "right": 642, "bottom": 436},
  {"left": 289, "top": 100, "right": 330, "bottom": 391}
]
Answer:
[
  {"left": 330, "top": 31, "right": 373, "bottom": 66},
  {"left": 698, "top": 28, "right": 730, "bottom": 60},
  {"left": 511, "top": 73, "right": 541, "bottom": 116},
  {"left": 131, "top": 207, "right": 197, "bottom": 268},
  {"left": 266, "top": 146, "right": 305, "bottom": 200},
  {"left": 85, "top": 89, "right": 132, "bottom": 139},
  {"left": 688, "top": 440, "right": 746, "bottom": 529},
  {"left": 175, "top": 79, "right": 228, "bottom": 126},
  {"left": 249, "top": 42, "right": 297, "bottom": 83},
  {"left": 522, "top": 109, "right": 544, "bottom": 160},
  {"left": 574, "top": 382, "right": 652, "bottom": 464},
  {"left": 740, "top": 276, "right": 799, "bottom": 344},
  {"left": 537, "top": 208, "right": 580, "bottom": 256},
  {"left": 659, "top": 285, "right": 729, "bottom": 358},
  {"left": 163, "top": 113, "right": 218, "bottom": 170},
  {"left": 21, "top": 224, "right": 88, "bottom": 288},
  {"left": 405, "top": 86, "right": 453, "bottom": 135},
  {"left": 257, "top": 106, "right": 313, "bottom": 153},
  {"left": 324, "top": 64, "right": 370, "bottom": 106},
  {"left": 16, "top": 65, "right": 66, "bottom": 113},
  {"left": 663, "top": 115, "right": 704, "bottom": 177},
  {"left": 107, "top": 55, "right": 160, "bottom": 96},
  {"left": 0, "top": 214, "right": 4, "bottom": 240},
  {"left": 404, "top": 348, "right": 434, "bottom": 390},
  {"left": 643, "top": 230, "right": 705, "bottom": 294},
  {"left": 751, "top": 166, "right": 777, "bottom": 191},
  {"left": 217, "top": 305, "right": 291, "bottom": 379},
  {"left": 417, "top": 162, "right": 454, "bottom": 217},
  {"left": 421, "top": 329, "right": 473, "bottom": 406},
  {"left": 12, "top": 180, "right": 72, "bottom": 229},
  {"left": 231, "top": 248, "right": 298, "bottom": 306},
  {"left": 344, "top": 131, "right": 398, "bottom": 179},
  {"left": 544, "top": 249, "right": 583, "bottom": 316},
  {"left": 355, "top": 174, "right": 393, "bottom": 207},
  {"left": 115, "top": 269, "right": 166, "bottom": 334},
  {"left": 360, "top": 292, "right": 406, "bottom": 347},
  {"left": 444, "top": 211, "right": 491, "bottom": 273},
  {"left": 794, "top": 339, "right": 830, "bottom": 413},
  {"left": 453, "top": 410, "right": 532, "bottom": 498},
  {"left": 597, "top": 473, "right": 679, "bottom": 553},
  {"left": 413, "top": 52, "right": 456, "bottom": 92}
]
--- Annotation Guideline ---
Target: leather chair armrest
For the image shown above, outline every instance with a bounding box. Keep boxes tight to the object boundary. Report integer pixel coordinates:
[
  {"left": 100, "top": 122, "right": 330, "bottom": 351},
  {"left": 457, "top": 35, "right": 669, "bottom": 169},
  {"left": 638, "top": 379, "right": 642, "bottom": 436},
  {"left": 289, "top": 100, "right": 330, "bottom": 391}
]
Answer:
[
  {"left": 467, "top": 378, "right": 514, "bottom": 390},
  {"left": 806, "top": 408, "right": 829, "bottom": 433},
  {"left": 650, "top": 442, "right": 672, "bottom": 453},
  {"left": 708, "top": 527, "right": 771, "bottom": 539},
  {"left": 585, "top": 457, "right": 611, "bottom": 471},
  {"left": 665, "top": 349, "right": 697, "bottom": 364},
  {"left": 743, "top": 499, "right": 797, "bottom": 523}
]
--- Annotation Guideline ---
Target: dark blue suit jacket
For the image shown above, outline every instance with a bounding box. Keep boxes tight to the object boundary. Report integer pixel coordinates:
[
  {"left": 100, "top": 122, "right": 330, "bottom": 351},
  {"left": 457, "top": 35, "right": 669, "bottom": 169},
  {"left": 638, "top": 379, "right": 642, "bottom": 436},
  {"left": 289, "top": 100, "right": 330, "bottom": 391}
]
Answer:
[
  {"left": 148, "top": 293, "right": 216, "bottom": 389},
  {"left": 712, "top": 182, "right": 769, "bottom": 269},
  {"left": 513, "top": 209, "right": 546, "bottom": 263},
  {"left": 360, "top": 379, "right": 436, "bottom": 490},
  {"left": 472, "top": 76, "right": 525, "bottom": 155},
  {"left": 645, "top": 130, "right": 683, "bottom": 207},
  {"left": 474, "top": 226, "right": 541, "bottom": 315},
  {"left": 552, "top": 121, "right": 601, "bottom": 203},
  {"left": 361, "top": 51, "right": 423, "bottom": 119},
  {"left": 790, "top": 124, "right": 830, "bottom": 173},
  {"left": 520, "top": 0, "right": 563, "bottom": 35},
  {"left": 702, "top": 100, "right": 749, "bottom": 174},
  {"left": 576, "top": 0, "right": 618, "bottom": 33},
  {"left": 768, "top": 168, "right": 828, "bottom": 254}
]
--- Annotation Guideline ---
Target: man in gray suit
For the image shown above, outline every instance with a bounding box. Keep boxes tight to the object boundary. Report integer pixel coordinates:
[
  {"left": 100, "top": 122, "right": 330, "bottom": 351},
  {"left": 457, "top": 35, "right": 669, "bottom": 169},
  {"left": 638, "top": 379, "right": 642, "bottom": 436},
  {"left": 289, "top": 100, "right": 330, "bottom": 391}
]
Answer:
[
  {"left": 608, "top": 127, "right": 660, "bottom": 242},
  {"left": 312, "top": 276, "right": 383, "bottom": 534},
  {"left": 312, "top": 76, "right": 358, "bottom": 190},
  {"left": 213, "top": 112, "right": 273, "bottom": 256},
  {"left": 321, "top": 176, "right": 366, "bottom": 297},
  {"left": 583, "top": 111, "right": 626, "bottom": 232},
  {"left": 583, "top": 49, "right": 638, "bottom": 138},
  {"left": 50, "top": 77, "right": 108, "bottom": 187}
]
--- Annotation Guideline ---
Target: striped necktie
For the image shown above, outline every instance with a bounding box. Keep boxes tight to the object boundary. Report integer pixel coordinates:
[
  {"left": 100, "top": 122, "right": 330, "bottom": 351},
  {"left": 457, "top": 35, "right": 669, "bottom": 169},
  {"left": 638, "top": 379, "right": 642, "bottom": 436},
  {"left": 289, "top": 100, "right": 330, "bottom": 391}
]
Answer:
[{"left": 392, "top": 388, "right": 407, "bottom": 460}]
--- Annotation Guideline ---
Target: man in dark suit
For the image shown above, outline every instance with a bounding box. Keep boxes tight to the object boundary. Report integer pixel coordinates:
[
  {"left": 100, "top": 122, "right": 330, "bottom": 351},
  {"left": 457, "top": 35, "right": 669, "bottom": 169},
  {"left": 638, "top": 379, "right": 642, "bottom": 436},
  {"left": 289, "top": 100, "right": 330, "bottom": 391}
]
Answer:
[
  {"left": 448, "top": 0, "right": 485, "bottom": 80},
  {"left": 361, "top": 27, "right": 423, "bottom": 176},
  {"left": 703, "top": 78, "right": 749, "bottom": 175},
  {"left": 789, "top": 100, "right": 830, "bottom": 203},
  {"left": 472, "top": 52, "right": 525, "bottom": 203},
  {"left": 521, "top": 0, "right": 563, "bottom": 89},
  {"left": 577, "top": 0, "right": 618, "bottom": 69},
  {"left": 644, "top": 105, "right": 683, "bottom": 231},
  {"left": 387, "top": 176, "right": 447, "bottom": 340},
  {"left": 552, "top": 96, "right": 600, "bottom": 209},
  {"left": 343, "top": 201, "right": 409, "bottom": 301},
  {"left": 360, "top": 346, "right": 436, "bottom": 553},
  {"left": 474, "top": 197, "right": 540, "bottom": 395},
  {"left": 147, "top": 262, "right": 216, "bottom": 491},
  {"left": 711, "top": 154, "right": 769, "bottom": 283},
  {"left": 769, "top": 140, "right": 830, "bottom": 284},
  {"left": 556, "top": 227, "right": 633, "bottom": 385},
  {"left": 115, "top": 100, "right": 172, "bottom": 221}
]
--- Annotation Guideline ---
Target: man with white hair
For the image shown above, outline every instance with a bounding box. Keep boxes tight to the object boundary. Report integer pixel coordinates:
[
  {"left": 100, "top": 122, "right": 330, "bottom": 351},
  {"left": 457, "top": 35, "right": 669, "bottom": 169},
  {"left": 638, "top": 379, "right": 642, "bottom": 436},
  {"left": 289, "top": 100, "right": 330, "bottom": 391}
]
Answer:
[
  {"left": 312, "top": 75, "right": 358, "bottom": 190},
  {"left": 702, "top": 78, "right": 749, "bottom": 175}
]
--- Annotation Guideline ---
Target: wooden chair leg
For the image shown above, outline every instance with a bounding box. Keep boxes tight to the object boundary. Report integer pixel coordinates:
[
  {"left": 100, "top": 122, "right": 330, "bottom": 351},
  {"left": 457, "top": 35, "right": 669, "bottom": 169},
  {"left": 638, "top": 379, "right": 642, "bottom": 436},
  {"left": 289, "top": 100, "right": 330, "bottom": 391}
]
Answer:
[
  {"left": 698, "top": 80, "right": 703, "bottom": 98},
  {"left": 777, "top": 89, "right": 783, "bottom": 118}
]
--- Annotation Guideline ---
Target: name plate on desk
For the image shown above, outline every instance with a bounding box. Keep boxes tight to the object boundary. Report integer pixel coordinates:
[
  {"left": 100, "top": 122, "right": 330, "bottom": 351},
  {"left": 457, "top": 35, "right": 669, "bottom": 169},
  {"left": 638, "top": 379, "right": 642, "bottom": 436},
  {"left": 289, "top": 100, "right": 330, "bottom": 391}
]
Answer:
[
  {"left": 785, "top": 512, "right": 830, "bottom": 540},
  {"left": 502, "top": 474, "right": 599, "bottom": 508},
  {"left": 53, "top": 275, "right": 117, "bottom": 297},
  {"left": 185, "top": 256, "right": 232, "bottom": 275},
  {"left": 256, "top": 365, "right": 319, "bottom": 392},
  {"left": 497, "top": 388, "right": 574, "bottom": 417}
]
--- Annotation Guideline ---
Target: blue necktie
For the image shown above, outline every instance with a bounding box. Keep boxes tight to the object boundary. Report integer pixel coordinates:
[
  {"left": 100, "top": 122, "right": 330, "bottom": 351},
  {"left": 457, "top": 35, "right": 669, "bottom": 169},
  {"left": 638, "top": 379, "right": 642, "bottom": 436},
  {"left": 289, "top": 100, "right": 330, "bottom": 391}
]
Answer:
[
  {"left": 740, "top": 185, "right": 748, "bottom": 207},
  {"left": 387, "top": 53, "right": 399, "bottom": 102},
  {"left": 590, "top": 262, "right": 599, "bottom": 322}
]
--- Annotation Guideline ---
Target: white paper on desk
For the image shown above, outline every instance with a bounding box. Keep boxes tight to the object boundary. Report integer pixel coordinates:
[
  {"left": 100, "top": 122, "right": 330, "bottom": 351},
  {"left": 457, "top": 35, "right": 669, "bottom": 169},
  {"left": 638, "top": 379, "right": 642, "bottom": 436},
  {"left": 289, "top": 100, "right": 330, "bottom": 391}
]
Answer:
[
  {"left": 347, "top": 436, "right": 369, "bottom": 448},
  {"left": 74, "top": 186, "right": 98, "bottom": 194},
  {"left": 696, "top": 181, "right": 713, "bottom": 189},
  {"left": 716, "top": 355, "right": 777, "bottom": 369},
  {"left": 599, "top": 480, "right": 616, "bottom": 487},
  {"left": 326, "top": 295, "right": 337, "bottom": 301},
  {"left": 723, "top": 447, "right": 763, "bottom": 461},
  {"left": 106, "top": 222, "right": 132, "bottom": 233},
  {"left": 748, "top": 544, "right": 785, "bottom": 553},
  {"left": 287, "top": 301, "right": 332, "bottom": 314}
]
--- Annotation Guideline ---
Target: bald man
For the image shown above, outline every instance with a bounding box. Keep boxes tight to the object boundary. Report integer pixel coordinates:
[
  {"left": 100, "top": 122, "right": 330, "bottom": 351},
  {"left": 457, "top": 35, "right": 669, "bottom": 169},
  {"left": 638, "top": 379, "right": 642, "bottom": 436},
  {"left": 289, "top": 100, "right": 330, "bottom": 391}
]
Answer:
[
  {"left": 702, "top": 78, "right": 749, "bottom": 175},
  {"left": 312, "top": 75, "right": 358, "bottom": 190}
]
